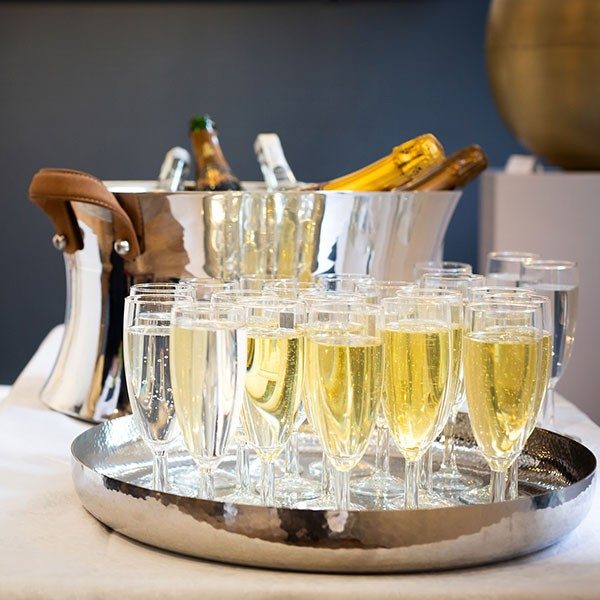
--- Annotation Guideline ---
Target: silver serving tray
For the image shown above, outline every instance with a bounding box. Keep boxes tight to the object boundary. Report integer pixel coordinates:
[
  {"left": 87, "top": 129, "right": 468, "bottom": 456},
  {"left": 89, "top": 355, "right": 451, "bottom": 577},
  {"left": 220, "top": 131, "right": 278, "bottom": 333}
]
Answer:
[{"left": 71, "top": 414, "right": 595, "bottom": 573}]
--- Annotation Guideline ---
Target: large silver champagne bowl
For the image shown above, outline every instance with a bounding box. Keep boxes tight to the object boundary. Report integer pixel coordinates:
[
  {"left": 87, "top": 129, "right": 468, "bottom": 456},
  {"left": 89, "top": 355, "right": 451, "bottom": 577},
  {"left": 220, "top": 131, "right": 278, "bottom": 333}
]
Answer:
[{"left": 29, "top": 170, "right": 460, "bottom": 422}]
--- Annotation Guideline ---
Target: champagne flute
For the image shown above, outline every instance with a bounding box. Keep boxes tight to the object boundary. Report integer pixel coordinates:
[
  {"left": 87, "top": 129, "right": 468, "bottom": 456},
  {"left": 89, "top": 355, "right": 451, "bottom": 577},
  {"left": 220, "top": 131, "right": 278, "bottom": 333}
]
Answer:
[
  {"left": 485, "top": 251, "right": 539, "bottom": 286},
  {"left": 413, "top": 261, "right": 472, "bottom": 280},
  {"left": 170, "top": 302, "right": 246, "bottom": 500},
  {"left": 305, "top": 301, "right": 382, "bottom": 511},
  {"left": 211, "top": 289, "right": 273, "bottom": 503},
  {"left": 296, "top": 291, "right": 369, "bottom": 507},
  {"left": 382, "top": 293, "right": 455, "bottom": 509},
  {"left": 352, "top": 280, "right": 416, "bottom": 505},
  {"left": 520, "top": 260, "right": 579, "bottom": 426},
  {"left": 123, "top": 295, "right": 184, "bottom": 491},
  {"left": 419, "top": 273, "right": 485, "bottom": 494},
  {"left": 241, "top": 298, "right": 305, "bottom": 506},
  {"left": 478, "top": 293, "right": 552, "bottom": 500},
  {"left": 464, "top": 301, "right": 544, "bottom": 502},
  {"left": 259, "top": 279, "right": 322, "bottom": 504}
]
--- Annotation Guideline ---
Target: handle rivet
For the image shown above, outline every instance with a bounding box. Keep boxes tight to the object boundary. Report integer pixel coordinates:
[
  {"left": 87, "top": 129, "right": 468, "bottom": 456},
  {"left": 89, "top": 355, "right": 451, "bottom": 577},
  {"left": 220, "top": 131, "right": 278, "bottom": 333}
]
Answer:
[
  {"left": 52, "top": 234, "right": 67, "bottom": 251},
  {"left": 114, "top": 239, "right": 130, "bottom": 256}
]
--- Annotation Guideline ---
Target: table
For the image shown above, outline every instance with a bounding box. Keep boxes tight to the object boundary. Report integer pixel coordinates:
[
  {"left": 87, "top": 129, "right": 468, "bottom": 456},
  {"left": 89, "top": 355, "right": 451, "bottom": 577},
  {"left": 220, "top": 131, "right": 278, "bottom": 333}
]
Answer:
[{"left": 0, "top": 327, "right": 599, "bottom": 599}]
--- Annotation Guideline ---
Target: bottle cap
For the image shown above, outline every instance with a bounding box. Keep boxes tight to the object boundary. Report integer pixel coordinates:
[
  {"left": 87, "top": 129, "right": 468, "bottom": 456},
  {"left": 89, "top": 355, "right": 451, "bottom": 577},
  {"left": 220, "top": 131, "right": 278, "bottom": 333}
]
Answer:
[
  {"left": 159, "top": 147, "right": 191, "bottom": 183},
  {"left": 190, "top": 114, "right": 215, "bottom": 132},
  {"left": 164, "top": 146, "right": 191, "bottom": 164}
]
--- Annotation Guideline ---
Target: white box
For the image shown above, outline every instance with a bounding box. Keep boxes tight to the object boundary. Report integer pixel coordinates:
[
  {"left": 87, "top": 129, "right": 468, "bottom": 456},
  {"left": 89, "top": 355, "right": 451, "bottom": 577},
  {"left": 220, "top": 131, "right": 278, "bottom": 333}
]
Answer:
[{"left": 480, "top": 170, "right": 600, "bottom": 424}]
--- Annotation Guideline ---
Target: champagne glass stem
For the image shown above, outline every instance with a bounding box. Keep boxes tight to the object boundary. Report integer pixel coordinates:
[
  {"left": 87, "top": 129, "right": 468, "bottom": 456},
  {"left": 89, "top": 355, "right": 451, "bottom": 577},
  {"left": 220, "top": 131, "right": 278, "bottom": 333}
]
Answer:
[
  {"left": 334, "top": 469, "right": 351, "bottom": 511},
  {"left": 153, "top": 450, "right": 168, "bottom": 492},
  {"left": 543, "top": 385, "right": 556, "bottom": 427},
  {"left": 374, "top": 422, "right": 390, "bottom": 475},
  {"left": 260, "top": 460, "right": 275, "bottom": 506},
  {"left": 286, "top": 432, "right": 301, "bottom": 477},
  {"left": 419, "top": 448, "right": 433, "bottom": 493},
  {"left": 490, "top": 470, "right": 507, "bottom": 503},
  {"left": 508, "top": 462, "right": 519, "bottom": 501},
  {"left": 236, "top": 441, "right": 251, "bottom": 494},
  {"left": 440, "top": 409, "right": 458, "bottom": 473},
  {"left": 382, "top": 428, "right": 391, "bottom": 476},
  {"left": 405, "top": 458, "right": 420, "bottom": 510},
  {"left": 321, "top": 453, "right": 333, "bottom": 497},
  {"left": 199, "top": 466, "right": 215, "bottom": 500}
]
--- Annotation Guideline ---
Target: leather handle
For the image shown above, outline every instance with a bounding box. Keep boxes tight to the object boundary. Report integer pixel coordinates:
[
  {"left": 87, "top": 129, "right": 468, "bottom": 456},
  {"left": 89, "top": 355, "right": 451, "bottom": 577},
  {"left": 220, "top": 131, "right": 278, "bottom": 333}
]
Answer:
[{"left": 29, "top": 168, "right": 141, "bottom": 260}]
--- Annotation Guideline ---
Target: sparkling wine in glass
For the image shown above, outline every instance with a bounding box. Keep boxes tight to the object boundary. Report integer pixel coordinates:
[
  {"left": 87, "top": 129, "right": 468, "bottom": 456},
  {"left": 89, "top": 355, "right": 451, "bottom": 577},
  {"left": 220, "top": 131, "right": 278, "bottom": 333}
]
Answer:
[
  {"left": 382, "top": 293, "right": 456, "bottom": 509},
  {"left": 170, "top": 302, "right": 246, "bottom": 500},
  {"left": 464, "top": 301, "right": 544, "bottom": 502},
  {"left": 351, "top": 280, "right": 416, "bottom": 505},
  {"left": 241, "top": 298, "right": 305, "bottom": 506},
  {"left": 305, "top": 302, "right": 382, "bottom": 511}
]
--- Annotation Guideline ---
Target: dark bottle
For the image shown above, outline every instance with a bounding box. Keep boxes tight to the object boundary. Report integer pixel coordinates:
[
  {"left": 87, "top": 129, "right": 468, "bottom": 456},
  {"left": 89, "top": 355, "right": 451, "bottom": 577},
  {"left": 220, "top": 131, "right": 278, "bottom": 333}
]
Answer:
[
  {"left": 401, "top": 145, "right": 488, "bottom": 191},
  {"left": 189, "top": 115, "right": 241, "bottom": 191}
]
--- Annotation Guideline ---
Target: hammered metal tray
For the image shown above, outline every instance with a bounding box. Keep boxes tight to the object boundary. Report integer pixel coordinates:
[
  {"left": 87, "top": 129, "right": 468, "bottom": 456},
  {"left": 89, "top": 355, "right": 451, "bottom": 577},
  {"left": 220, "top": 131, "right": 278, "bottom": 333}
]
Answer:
[{"left": 71, "top": 414, "right": 595, "bottom": 573}]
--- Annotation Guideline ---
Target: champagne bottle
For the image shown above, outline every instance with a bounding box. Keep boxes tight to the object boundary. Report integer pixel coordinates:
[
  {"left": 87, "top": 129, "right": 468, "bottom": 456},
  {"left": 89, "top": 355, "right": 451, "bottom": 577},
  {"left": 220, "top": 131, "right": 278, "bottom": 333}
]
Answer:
[
  {"left": 157, "top": 146, "right": 191, "bottom": 191},
  {"left": 254, "top": 133, "right": 298, "bottom": 190},
  {"left": 189, "top": 115, "right": 241, "bottom": 191},
  {"left": 320, "top": 134, "right": 445, "bottom": 191},
  {"left": 401, "top": 145, "right": 488, "bottom": 191}
]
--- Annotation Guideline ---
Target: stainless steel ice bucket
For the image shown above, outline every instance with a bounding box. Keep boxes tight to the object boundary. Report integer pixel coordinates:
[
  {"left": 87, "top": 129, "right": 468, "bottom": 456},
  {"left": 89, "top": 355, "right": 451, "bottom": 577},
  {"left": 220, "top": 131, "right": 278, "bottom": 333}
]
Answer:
[{"left": 29, "top": 171, "right": 460, "bottom": 422}]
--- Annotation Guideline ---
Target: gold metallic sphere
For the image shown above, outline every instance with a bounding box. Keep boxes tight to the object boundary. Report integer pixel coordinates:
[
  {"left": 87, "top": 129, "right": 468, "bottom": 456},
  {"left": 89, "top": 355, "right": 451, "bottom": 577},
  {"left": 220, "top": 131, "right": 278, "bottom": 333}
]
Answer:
[{"left": 486, "top": 0, "right": 600, "bottom": 170}]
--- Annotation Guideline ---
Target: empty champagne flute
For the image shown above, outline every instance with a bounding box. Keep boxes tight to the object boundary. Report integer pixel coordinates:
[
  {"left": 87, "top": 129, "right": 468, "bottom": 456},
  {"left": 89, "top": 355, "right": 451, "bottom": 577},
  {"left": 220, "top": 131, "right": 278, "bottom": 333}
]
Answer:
[
  {"left": 305, "top": 302, "right": 383, "bottom": 511},
  {"left": 123, "top": 295, "right": 183, "bottom": 491},
  {"left": 485, "top": 251, "right": 540, "bottom": 286},
  {"left": 241, "top": 298, "right": 305, "bottom": 506},
  {"left": 464, "top": 301, "right": 544, "bottom": 502},
  {"left": 520, "top": 260, "right": 578, "bottom": 427},
  {"left": 382, "top": 293, "right": 455, "bottom": 509},
  {"left": 170, "top": 302, "right": 246, "bottom": 500}
]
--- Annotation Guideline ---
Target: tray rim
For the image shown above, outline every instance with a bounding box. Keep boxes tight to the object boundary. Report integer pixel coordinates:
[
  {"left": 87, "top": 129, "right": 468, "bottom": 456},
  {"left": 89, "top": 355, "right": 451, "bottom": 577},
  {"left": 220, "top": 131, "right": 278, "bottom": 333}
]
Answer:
[{"left": 70, "top": 414, "right": 597, "bottom": 573}]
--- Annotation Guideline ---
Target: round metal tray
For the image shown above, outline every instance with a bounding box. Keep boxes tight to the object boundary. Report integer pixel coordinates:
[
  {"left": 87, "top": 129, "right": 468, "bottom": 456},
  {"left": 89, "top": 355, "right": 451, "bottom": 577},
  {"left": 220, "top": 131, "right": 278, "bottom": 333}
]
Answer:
[{"left": 71, "top": 414, "right": 595, "bottom": 573}]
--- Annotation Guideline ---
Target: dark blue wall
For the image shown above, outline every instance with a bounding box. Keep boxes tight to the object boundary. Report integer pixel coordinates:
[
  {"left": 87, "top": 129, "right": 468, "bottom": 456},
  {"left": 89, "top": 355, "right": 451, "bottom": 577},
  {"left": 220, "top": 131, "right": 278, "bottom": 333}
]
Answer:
[{"left": 0, "top": 1, "right": 523, "bottom": 382}]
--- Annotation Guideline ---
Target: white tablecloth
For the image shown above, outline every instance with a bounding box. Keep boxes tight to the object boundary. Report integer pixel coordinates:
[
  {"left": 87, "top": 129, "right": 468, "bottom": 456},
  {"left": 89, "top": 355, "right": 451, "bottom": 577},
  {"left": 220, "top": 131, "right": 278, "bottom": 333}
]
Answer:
[{"left": 0, "top": 326, "right": 599, "bottom": 599}]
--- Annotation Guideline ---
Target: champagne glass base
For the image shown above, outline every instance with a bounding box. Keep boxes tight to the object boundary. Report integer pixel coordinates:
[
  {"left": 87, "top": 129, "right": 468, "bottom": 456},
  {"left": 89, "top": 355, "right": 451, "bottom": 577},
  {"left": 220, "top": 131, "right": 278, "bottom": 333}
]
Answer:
[
  {"left": 277, "top": 475, "right": 321, "bottom": 505},
  {"left": 458, "top": 485, "right": 491, "bottom": 505},
  {"left": 432, "top": 468, "right": 482, "bottom": 494},
  {"left": 221, "top": 489, "right": 263, "bottom": 506},
  {"left": 170, "top": 466, "right": 237, "bottom": 499},
  {"left": 352, "top": 472, "right": 404, "bottom": 500}
]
